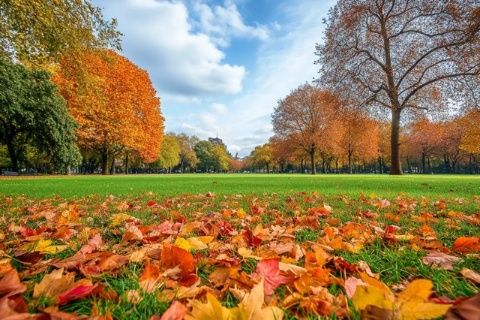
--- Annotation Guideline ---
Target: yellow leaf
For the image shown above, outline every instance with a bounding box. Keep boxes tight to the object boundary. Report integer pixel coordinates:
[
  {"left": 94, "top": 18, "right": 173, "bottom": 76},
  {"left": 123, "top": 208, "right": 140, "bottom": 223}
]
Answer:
[
  {"left": 237, "top": 279, "right": 284, "bottom": 320},
  {"left": 397, "top": 279, "right": 432, "bottom": 303},
  {"left": 359, "top": 273, "right": 394, "bottom": 300},
  {"left": 399, "top": 301, "right": 451, "bottom": 320},
  {"left": 352, "top": 285, "right": 394, "bottom": 311},
  {"left": 110, "top": 213, "right": 134, "bottom": 227},
  {"left": 186, "top": 293, "right": 239, "bottom": 320},
  {"left": 26, "top": 240, "right": 68, "bottom": 254},
  {"left": 186, "top": 236, "right": 213, "bottom": 250},
  {"left": 174, "top": 237, "right": 192, "bottom": 251},
  {"left": 237, "top": 208, "right": 246, "bottom": 218},
  {"left": 33, "top": 268, "right": 75, "bottom": 299}
]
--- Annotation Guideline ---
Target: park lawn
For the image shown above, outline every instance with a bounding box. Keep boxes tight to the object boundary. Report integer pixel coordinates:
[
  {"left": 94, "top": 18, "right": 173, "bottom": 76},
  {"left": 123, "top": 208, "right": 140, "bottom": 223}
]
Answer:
[
  {"left": 0, "top": 173, "right": 479, "bottom": 199},
  {"left": 0, "top": 175, "right": 479, "bottom": 319}
]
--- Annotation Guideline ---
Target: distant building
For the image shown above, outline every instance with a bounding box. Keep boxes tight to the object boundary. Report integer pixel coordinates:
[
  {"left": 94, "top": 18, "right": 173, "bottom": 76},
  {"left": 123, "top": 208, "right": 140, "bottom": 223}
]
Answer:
[{"left": 208, "top": 137, "right": 226, "bottom": 148}]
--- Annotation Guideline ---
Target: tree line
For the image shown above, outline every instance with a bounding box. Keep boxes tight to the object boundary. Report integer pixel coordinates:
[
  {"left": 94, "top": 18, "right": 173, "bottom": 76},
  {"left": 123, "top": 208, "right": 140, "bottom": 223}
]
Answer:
[{"left": 244, "top": 85, "right": 480, "bottom": 174}]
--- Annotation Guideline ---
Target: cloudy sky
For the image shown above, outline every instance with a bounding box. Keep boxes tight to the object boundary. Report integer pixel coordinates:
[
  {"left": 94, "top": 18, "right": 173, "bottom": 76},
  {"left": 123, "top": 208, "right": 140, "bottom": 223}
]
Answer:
[{"left": 92, "top": 0, "right": 335, "bottom": 156}]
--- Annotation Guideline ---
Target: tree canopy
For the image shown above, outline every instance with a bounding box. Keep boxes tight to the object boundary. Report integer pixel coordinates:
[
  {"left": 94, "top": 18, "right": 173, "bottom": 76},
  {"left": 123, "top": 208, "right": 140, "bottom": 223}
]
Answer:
[
  {"left": 0, "top": 0, "right": 121, "bottom": 64},
  {"left": 317, "top": 0, "right": 480, "bottom": 174},
  {"left": 0, "top": 58, "right": 81, "bottom": 172}
]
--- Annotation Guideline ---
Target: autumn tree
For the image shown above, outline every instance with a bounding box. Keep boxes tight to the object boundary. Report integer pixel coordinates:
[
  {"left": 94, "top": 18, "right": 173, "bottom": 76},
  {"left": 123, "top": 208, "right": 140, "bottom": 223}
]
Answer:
[
  {"left": 0, "top": 59, "right": 80, "bottom": 172},
  {"left": 176, "top": 133, "right": 199, "bottom": 173},
  {"left": 157, "top": 134, "right": 181, "bottom": 172},
  {"left": 404, "top": 117, "right": 442, "bottom": 173},
  {"left": 340, "top": 109, "right": 380, "bottom": 173},
  {"left": 0, "top": 0, "right": 121, "bottom": 64},
  {"left": 249, "top": 144, "right": 273, "bottom": 173},
  {"left": 459, "top": 108, "right": 480, "bottom": 154},
  {"left": 54, "top": 50, "right": 164, "bottom": 174},
  {"left": 272, "top": 84, "right": 340, "bottom": 174},
  {"left": 317, "top": 0, "right": 480, "bottom": 175}
]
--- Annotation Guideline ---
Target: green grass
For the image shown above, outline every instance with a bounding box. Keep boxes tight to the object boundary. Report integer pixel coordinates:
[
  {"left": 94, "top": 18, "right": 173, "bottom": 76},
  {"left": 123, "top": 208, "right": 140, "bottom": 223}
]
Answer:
[{"left": 0, "top": 174, "right": 479, "bottom": 198}]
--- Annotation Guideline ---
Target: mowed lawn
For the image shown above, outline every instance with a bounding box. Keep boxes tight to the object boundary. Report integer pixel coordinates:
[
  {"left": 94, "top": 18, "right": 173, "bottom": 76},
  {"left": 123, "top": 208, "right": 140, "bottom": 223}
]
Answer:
[
  {"left": 1, "top": 174, "right": 479, "bottom": 319},
  {"left": 0, "top": 173, "right": 479, "bottom": 199}
]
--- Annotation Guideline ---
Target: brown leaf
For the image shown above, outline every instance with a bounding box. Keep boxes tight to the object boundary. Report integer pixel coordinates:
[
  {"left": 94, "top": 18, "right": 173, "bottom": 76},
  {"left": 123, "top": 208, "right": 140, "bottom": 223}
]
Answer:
[
  {"left": 422, "top": 251, "right": 462, "bottom": 270},
  {"left": 445, "top": 293, "right": 480, "bottom": 320},
  {"left": 0, "top": 269, "right": 26, "bottom": 298},
  {"left": 460, "top": 268, "right": 480, "bottom": 285}
]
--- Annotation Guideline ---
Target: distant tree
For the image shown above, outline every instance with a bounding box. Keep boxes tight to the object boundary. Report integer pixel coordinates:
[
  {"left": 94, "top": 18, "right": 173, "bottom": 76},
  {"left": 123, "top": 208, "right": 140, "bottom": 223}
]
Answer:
[
  {"left": 0, "top": 0, "right": 121, "bottom": 63},
  {"left": 459, "top": 109, "right": 480, "bottom": 154},
  {"left": 317, "top": 0, "right": 480, "bottom": 174},
  {"left": 176, "top": 133, "right": 199, "bottom": 172},
  {"left": 404, "top": 117, "right": 442, "bottom": 173},
  {"left": 340, "top": 110, "right": 380, "bottom": 173},
  {"left": 272, "top": 84, "right": 340, "bottom": 174},
  {"left": 54, "top": 50, "right": 164, "bottom": 174},
  {"left": 249, "top": 144, "right": 273, "bottom": 173},
  {"left": 0, "top": 59, "right": 81, "bottom": 172},
  {"left": 228, "top": 157, "right": 244, "bottom": 172},
  {"left": 194, "top": 140, "right": 230, "bottom": 172},
  {"left": 157, "top": 134, "right": 181, "bottom": 172}
]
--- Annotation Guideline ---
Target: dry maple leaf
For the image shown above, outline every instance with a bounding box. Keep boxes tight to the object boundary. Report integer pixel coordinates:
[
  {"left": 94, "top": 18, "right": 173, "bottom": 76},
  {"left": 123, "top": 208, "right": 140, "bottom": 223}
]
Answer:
[
  {"left": 33, "top": 268, "right": 75, "bottom": 299},
  {"left": 252, "top": 259, "right": 291, "bottom": 295},
  {"left": 452, "top": 237, "right": 480, "bottom": 253},
  {"left": 139, "top": 260, "right": 162, "bottom": 293},
  {"left": 186, "top": 293, "right": 237, "bottom": 320},
  {"left": 422, "top": 251, "right": 462, "bottom": 270},
  {"left": 156, "top": 301, "right": 188, "bottom": 320},
  {"left": 460, "top": 268, "right": 480, "bottom": 285},
  {"left": 0, "top": 269, "right": 27, "bottom": 298},
  {"left": 352, "top": 278, "right": 451, "bottom": 320}
]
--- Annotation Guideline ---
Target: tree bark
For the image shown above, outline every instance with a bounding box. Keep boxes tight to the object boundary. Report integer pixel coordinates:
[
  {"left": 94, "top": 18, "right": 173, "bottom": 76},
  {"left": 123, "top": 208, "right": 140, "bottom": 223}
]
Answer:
[
  {"left": 309, "top": 147, "right": 316, "bottom": 175},
  {"left": 110, "top": 155, "right": 115, "bottom": 175},
  {"left": 348, "top": 150, "right": 353, "bottom": 174},
  {"left": 5, "top": 137, "right": 19, "bottom": 172},
  {"left": 101, "top": 149, "right": 108, "bottom": 175},
  {"left": 421, "top": 151, "right": 426, "bottom": 173},
  {"left": 390, "top": 108, "right": 402, "bottom": 175},
  {"left": 124, "top": 152, "right": 129, "bottom": 174}
]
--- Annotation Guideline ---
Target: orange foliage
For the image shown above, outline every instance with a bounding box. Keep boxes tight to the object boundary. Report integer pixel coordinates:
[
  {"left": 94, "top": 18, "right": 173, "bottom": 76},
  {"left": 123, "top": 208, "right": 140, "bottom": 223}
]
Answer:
[{"left": 53, "top": 49, "right": 164, "bottom": 163}]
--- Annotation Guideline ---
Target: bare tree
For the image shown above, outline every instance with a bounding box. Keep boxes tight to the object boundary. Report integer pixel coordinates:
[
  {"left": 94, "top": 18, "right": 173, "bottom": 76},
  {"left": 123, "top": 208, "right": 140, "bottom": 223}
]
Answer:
[{"left": 316, "top": 0, "right": 480, "bottom": 174}]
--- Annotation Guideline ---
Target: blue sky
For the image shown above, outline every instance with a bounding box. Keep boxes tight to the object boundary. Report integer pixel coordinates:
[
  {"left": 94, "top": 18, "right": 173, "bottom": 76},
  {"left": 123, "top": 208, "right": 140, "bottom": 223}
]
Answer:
[{"left": 92, "top": 0, "right": 336, "bottom": 156}]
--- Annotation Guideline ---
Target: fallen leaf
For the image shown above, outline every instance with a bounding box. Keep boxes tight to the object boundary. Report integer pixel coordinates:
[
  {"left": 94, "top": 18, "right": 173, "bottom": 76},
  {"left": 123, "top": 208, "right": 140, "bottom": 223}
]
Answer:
[
  {"left": 460, "top": 268, "right": 480, "bottom": 285},
  {"left": 445, "top": 293, "right": 480, "bottom": 320},
  {"left": 159, "top": 301, "right": 188, "bottom": 320},
  {"left": 237, "top": 279, "right": 284, "bottom": 320},
  {"left": 33, "top": 268, "right": 75, "bottom": 299},
  {"left": 453, "top": 237, "right": 480, "bottom": 253},
  {"left": 252, "top": 259, "right": 291, "bottom": 295},
  {"left": 0, "top": 269, "right": 27, "bottom": 297},
  {"left": 186, "top": 293, "right": 237, "bottom": 320},
  {"left": 422, "top": 252, "right": 461, "bottom": 270}
]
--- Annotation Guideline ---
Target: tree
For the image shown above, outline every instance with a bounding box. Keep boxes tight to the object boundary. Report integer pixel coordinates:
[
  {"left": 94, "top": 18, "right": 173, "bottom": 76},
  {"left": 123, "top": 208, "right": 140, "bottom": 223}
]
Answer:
[
  {"left": 157, "top": 134, "right": 181, "bottom": 172},
  {"left": 459, "top": 108, "right": 480, "bottom": 154},
  {"left": 340, "top": 110, "right": 380, "bottom": 173},
  {"left": 176, "top": 133, "right": 199, "bottom": 173},
  {"left": 0, "top": 0, "right": 121, "bottom": 63},
  {"left": 54, "top": 50, "right": 164, "bottom": 174},
  {"left": 0, "top": 59, "right": 81, "bottom": 172},
  {"left": 404, "top": 117, "right": 442, "bottom": 173},
  {"left": 194, "top": 140, "right": 230, "bottom": 172},
  {"left": 317, "top": 0, "right": 480, "bottom": 175},
  {"left": 272, "top": 84, "right": 340, "bottom": 174},
  {"left": 249, "top": 144, "right": 273, "bottom": 173}
]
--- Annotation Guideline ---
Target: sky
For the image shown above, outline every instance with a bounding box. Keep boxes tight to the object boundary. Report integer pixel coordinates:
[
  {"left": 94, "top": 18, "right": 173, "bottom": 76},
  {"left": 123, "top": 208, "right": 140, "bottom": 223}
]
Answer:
[{"left": 92, "top": 0, "right": 336, "bottom": 156}]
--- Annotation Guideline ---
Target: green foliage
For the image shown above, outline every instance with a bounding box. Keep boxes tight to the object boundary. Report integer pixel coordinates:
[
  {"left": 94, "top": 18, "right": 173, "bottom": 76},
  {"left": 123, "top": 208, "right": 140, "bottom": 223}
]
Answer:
[
  {"left": 194, "top": 140, "right": 230, "bottom": 172},
  {"left": 0, "top": 59, "right": 81, "bottom": 171},
  {"left": 248, "top": 143, "right": 273, "bottom": 172},
  {"left": 0, "top": 0, "right": 121, "bottom": 63}
]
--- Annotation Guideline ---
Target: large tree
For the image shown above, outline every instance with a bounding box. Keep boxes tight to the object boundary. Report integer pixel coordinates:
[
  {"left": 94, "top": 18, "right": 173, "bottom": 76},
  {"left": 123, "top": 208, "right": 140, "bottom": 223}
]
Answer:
[
  {"left": 0, "top": 0, "right": 121, "bottom": 63},
  {"left": 0, "top": 59, "right": 81, "bottom": 172},
  {"left": 272, "top": 84, "right": 340, "bottom": 174},
  {"left": 317, "top": 0, "right": 480, "bottom": 174},
  {"left": 54, "top": 50, "right": 164, "bottom": 174}
]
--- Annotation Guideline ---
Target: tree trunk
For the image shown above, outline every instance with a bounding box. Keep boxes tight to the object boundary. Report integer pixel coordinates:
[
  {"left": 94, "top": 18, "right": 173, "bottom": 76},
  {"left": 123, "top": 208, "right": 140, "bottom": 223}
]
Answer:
[
  {"left": 124, "top": 152, "right": 129, "bottom": 174},
  {"left": 5, "top": 137, "right": 19, "bottom": 172},
  {"left": 310, "top": 148, "right": 316, "bottom": 175},
  {"left": 390, "top": 108, "right": 402, "bottom": 175},
  {"left": 110, "top": 155, "right": 115, "bottom": 175},
  {"left": 101, "top": 149, "right": 108, "bottom": 175},
  {"left": 348, "top": 151, "right": 353, "bottom": 174},
  {"left": 421, "top": 151, "right": 426, "bottom": 173},
  {"left": 266, "top": 163, "right": 270, "bottom": 173}
]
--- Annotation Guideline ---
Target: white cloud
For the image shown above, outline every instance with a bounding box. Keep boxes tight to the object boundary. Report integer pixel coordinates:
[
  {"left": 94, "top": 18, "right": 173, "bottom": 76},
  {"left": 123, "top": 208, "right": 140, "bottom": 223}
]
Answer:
[
  {"left": 94, "top": 0, "right": 245, "bottom": 100},
  {"left": 191, "top": 0, "right": 269, "bottom": 46},
  {"left": 211, "top": 103, "right": 228, "bottom": 113}
]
